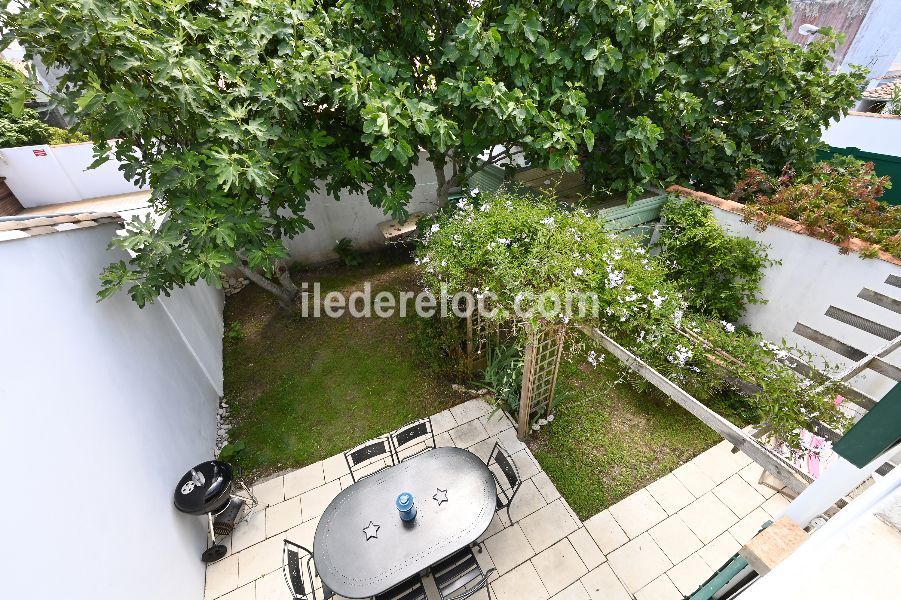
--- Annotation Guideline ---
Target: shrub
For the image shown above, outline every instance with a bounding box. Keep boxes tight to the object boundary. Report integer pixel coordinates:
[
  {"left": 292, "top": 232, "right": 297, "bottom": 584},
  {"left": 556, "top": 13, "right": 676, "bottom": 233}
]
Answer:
[
  {"left": 653, "top": 197, "right": 777, "bottom": 322},
  {"left": 730, "top": 157, "right": 900, "bottom": 259},
  {"left": 0, "top": 62, "right": 85, "bottom": 148}
]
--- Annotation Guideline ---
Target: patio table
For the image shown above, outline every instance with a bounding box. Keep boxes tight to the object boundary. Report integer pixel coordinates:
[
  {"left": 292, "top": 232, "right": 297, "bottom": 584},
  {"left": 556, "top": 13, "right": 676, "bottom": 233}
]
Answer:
[{"left": 313, "top": 447, "right": 497, "bottom": 598}]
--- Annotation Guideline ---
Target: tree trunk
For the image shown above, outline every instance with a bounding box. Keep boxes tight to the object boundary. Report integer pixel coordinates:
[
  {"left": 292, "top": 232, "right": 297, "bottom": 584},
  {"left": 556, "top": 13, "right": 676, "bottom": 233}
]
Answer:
[
  {"left": 431, "top": 150, "right": 456, "bottom": 207},
  {"left": 235, "top": 262, "right": 297, "bottom": 310}
]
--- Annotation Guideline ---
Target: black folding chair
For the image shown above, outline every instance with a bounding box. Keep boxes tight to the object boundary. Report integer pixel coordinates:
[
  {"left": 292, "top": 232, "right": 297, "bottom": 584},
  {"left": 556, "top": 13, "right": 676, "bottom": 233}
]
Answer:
[
  {"left": 344, "top": 435, "right": 395, "bottom": 482},
  {"left": 283, "top": 540, "right": 334, "bottom": 600},
  {"left": 433, "top": 546, "right": 496, "bottom": 600},
  {"left": 487, "top": 442, "right": 522, "bottom": 523},
  {"left": 390, "top": 417, "right": 436, "bottom": 462},
  {"left": 373, "top": 575, "right": 428, "bottom": 600}
]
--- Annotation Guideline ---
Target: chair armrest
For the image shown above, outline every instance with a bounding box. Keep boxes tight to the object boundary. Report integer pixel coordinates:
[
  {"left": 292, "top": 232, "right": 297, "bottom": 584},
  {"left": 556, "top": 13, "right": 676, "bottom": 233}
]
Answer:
[{"left": 446, "top": 569, "right": 496, "bottom": 600}]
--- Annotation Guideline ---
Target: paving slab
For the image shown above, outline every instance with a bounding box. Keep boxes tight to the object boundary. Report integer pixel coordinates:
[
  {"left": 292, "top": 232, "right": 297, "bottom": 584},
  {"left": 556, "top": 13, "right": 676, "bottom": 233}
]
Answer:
[
  {"left": 580, "top": 563, "right": 631, "bottom": 600},
  {"left": 567, "top": 527, "right": 606, "bottom": 570},
  {"left": 666, "top": 553, "right": 711, "bottom": 597},
  {"left": 608, "top": 488, "right": 668, "bottom": 539},
  {"left": 484, "top": 524, "right": 535, "bottom": 575},
  {"left": 648, "top": 515, "right": 703, "bottom": 564},
  {"left": 283, "top": 462, "right": 325, "bottom": 499},
  {"left": 678, "top": 492, "right": 739, "bottom": 544},
  {"left": 712, "top": 474, "right": 766, "bottom": 518},
  {"left": 607, "top": 532, "right": 673, "bottom": 593},
  {"left": 519, "top": 499, "right": 581, "bottom": 553},
  {"left": 491, "top": 560, "right": 550, "bottom": 600},
  {"left": 532, "top": 538, "right": 589, "bottom": 596},
  {"left": 697, "top": 530, "right": 741, "bottom": 571},
  {"left": 634, "top": 575, "right": 682, "bottom": 600},
  {"left": 646, "top": 473, "right": 695, "bottom": 515},
  {"left": 584, "top": 510, "right": 629, "bottom": 554}
]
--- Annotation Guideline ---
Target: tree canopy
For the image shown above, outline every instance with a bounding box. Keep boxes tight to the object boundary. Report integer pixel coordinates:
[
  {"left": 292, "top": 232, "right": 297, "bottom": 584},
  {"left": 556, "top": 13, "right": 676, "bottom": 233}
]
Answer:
[
  {"left": 1, "top": 0, "right": 863, "bottom": 307},
  {"left": 0, "top": 61, "right": 84, "bottom": 147}
]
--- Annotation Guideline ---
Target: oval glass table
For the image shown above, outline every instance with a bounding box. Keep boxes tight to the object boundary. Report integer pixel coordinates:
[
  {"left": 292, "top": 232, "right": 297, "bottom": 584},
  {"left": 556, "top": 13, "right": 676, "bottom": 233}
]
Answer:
[{"left": 313, "top": 447, "right": 497, "bottom": 598}]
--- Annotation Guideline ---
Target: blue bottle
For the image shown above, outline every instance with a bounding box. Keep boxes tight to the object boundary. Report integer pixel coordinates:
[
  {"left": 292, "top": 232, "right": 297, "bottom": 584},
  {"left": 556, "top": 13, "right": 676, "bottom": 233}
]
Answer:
[{"left": 396, "top": 492, "right": 417, "bottom": 521}]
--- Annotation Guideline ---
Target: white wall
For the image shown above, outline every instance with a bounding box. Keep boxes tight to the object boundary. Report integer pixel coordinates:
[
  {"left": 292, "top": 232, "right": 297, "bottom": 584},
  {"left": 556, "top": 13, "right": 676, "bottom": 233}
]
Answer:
[
  {"left": 0, "top": 142, "right": 146, "bottom": 207},
  {"left": 822, "top": 112, "right": 901, "bottom": 156},
  {"left": 840, "top": 0, "right": 901, "bottom": 78},
  {"left": 283, "top": 151, "right": 446, "bottom": 263},
  {"left": 0, "top": 223, "right": 223, "bottom": 600},
  {"left": 708, "top": 207, "right": 901, "bottom": 401}
]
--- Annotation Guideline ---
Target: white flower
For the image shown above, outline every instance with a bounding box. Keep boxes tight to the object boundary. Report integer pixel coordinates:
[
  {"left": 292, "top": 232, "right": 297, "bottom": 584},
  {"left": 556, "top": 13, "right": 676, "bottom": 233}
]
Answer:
[
  {"left": 541, "top": 216, "right": 555, "bottom": 227},
  {"left": 537, "top": 418, "right": 548, "bottom": 426},
  {"left": 649, "top": 289, "right": 667, "bottom": 308},
  {"left": 430, "top": 223, "right": 440, "bottom": 233},
  {"left": 469, "top": 187, "right": 480, "bottom": 197},
  {"left": 667, "top": 345, "right": 693, "bottom": 367},
  {"left": 546, "top": 414, "right": 554, "bottom": 422},
  {"left": 573, "top": 267, "right": 584, "bottom": 277},
  {"left": 497, "top": 237, "right": 510, "bottom": 245},
  {"left": 456, "top": 198, "right": 471, "bottom": 210},
  {"left": 606, "top": 269, "right": 625, "bottom": 288},
  {"left": 532, "top": 423, "right": 540, "bottom": 431},
  {"left": 480, "top": 203, "right": 491, "bottom": 212},
  {"left": 721, "top": 320, "right": 736, "bottom": 333},
  {"left": 673, "top": 309, "right": 684, "bottom": 328},
  {"left": 587, "top": 350, "right": 603, "bottom": 366}
]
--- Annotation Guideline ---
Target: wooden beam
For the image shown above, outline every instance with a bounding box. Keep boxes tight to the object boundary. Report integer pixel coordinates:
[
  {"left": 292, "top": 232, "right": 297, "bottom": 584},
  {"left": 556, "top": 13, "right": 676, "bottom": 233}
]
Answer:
[{"left": 577, "top": 324, "right": 812, "bottom": 494}]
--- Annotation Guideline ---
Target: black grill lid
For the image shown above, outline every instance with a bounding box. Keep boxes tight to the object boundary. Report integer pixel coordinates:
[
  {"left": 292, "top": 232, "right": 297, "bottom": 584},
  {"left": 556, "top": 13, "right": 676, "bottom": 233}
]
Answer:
[{"left": 174, "top": 460, "right": 234, "bottom": 515}]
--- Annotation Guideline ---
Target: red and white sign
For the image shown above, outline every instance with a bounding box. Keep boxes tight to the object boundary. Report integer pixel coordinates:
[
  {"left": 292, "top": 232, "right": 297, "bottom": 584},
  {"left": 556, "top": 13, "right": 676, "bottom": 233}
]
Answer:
[{"left": 32, "top": 149, "right": 47, "bottom": 157}]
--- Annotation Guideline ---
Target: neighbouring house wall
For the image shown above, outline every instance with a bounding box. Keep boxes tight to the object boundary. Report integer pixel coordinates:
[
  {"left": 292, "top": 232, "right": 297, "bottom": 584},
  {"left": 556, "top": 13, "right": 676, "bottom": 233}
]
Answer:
[
  {"left": 0, "top": 223, "right": 223, "bottom": 600},
  {"left": 705, "top": 206, "right": 901, "bottom": 401},
  {"left": 282, "top": 151, "right": 448, "bottom": 263},
  {"left": 787, "top": 0, "right": 873, "bottom": 70},
  {"left": 0, "top": 142, "right": 146, "bottom": 206},
  {"left": 822, "top": 112, "right": 901, "bottom": 156}
]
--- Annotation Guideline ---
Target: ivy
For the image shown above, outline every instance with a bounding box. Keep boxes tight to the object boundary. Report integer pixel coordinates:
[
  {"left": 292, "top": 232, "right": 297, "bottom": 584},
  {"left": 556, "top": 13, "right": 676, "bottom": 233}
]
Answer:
[{"left": 653, "top": 196, "right": 778, "bottom": 322}]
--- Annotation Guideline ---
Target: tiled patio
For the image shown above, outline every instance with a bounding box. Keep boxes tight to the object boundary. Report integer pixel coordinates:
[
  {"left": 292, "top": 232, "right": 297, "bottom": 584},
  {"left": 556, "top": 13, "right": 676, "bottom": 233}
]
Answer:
[{"left": 205, "top": 400, "right": 793, "bottom": 600}]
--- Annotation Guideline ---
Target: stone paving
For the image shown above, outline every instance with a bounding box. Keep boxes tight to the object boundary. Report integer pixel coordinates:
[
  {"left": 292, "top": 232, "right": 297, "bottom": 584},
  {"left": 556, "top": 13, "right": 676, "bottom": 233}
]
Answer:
[{"left": 204, "top": 400, "right": 793, "bottom": 600}]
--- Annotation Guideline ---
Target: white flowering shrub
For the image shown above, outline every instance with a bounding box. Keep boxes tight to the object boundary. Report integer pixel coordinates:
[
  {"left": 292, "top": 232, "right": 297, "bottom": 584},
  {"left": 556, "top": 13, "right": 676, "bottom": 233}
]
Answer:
[{"left": 417, "top": 191, "right": 849, "bottom": 449}]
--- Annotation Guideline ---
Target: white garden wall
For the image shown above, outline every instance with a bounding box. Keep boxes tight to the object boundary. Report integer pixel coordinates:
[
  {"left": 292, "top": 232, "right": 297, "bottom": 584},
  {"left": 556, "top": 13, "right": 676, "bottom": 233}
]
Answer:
[
  {"left": 0, "top": 223, "right": 223, "bottom": 600},
  {"left": 707, "top": 206, "right": 901, "bottom": 401},
  {"left": 283, "top": 151, "right": 447, "bottom": 263}
]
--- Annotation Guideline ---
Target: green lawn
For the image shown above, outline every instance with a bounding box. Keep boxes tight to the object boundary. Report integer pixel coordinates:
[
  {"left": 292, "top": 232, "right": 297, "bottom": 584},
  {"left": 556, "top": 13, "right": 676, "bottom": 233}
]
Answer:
[
  {"left": 531, "top": 353, "right": 721, "bottom": 520},
  {"left": 224, "top": 256, "right": 721, "bottom": 518},
  {"left": 222, "top": 252, "right": 468, "bottom": 480}
]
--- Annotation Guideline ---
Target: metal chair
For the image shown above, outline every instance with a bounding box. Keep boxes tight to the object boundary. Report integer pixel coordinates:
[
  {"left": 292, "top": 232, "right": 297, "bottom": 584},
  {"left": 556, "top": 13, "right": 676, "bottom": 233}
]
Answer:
[
  {"left": 283, "top": 540, "right": 334, "bottom": 600},
  {"left": 433, "top": 546, "right": 496, "bottom": 600},
  {"left": 373, "top": 575, "right": 427, "bottom": 600},
  {"left": 390, "top": 417, "right": 436, "bottom": 462},
  {"left": 487, "top": 442, "right": 521, "bottom": 523},
  {"left": 344, "top": 435, "right": 395, "bottom": 482}
]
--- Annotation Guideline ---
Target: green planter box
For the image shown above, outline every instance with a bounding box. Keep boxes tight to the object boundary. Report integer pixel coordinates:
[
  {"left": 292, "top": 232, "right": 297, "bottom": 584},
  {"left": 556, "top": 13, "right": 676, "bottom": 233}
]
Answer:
[{"left": 818, "top": 146, "right": 901, "bottom": 205}]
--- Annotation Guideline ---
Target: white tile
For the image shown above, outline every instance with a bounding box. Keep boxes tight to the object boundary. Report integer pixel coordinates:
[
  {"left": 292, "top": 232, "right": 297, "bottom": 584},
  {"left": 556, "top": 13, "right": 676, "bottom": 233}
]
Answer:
[
  {"left": 254, "top": 567, "right": 292, "bottom": 600},
  {"left": 648, "top": 515, "right": 702, "bottom": 564},
  {"left": 484, "top": 524, "right": 535, "bottom": 575},
  {"left": 449, "top": 419, "right": 491, "bottom": 447},
  {"left": 635, "top": 575, "right": 681, "bottom": 600},
  {"left": 692, "top": 445, "right": 742, "bottom": 485},
  {"left": 666, "top": 553, "right": 711, "bottom": 597},
  {"left": 467, "top": 436, "right": 500, "bottom": 462},
  {"left": 696, "top": 531, "right": 741, "bottom": 571},
  {"left": 252, "top": 476, "right": 285, "bottom": 508},
  {"left": 507, "top": 478, "right": 549, "bottom": 522},
  {"left": 583, "top": 510, "right": 628, "bottom": 554},
  {"left": 580, "top": 564, "right": 630, "bottom": 600},
  {"left": 265, "top": 497, "right": 302, "bottom": 537},
  {"left": 567, "top": 528, "right": 606, "bottom": 570},
  {"left": 321, "top": 453, "right": 349, "bottom": 483},
  {"left": 519, "top": 499, "right": 580, "bottom": 553},
  {"left": 237, "top": 535, "right": 283, "bottom": 587},
  {"left": 435, "top": 431, "right": 454, "bottom": 447},
  {"left": 712, "top": 474, "right": 766, "bottom": 518},
  {"left": 646, "top": 474, "right": 695, "bottom": 515},
  {"left": 450, "top": 399, "right": 491, "bottom": 424},
  {"left": 552, "top": 581, "right": 591, "bottom": 600},
  {"left": 479, "top": 511, "right": 510, "bottom": 542},
  {"left": 532, "top": 471, "right": 562, "bottom": 504},
  {"left": 672, "top": 460, "right": 717, "bottom": 497},
  {"left": 430, "top": 409, "right": 457, "bottom": 434},
  {"left": 491, "top": 560, "right": 549, "bottom": 600},
  {"left": 480, "top": 410, "right": 514, "bottom": 435},
  {"left": 299, "top": 481, "right": 341, "bottom": 522},
  {"left": 231, "top": 507, "right": 267, "bottom": 553},
  {"left": 737, "top": 463, "right": 781, "bottom": 499},
  {"left": 607, "top": 532, "right": 673, "bottom": 593},
  {"left": 205, "top": 553, "right": 239, "bottom": 600},
  {"left": 760, "top": 492, "right": 791, "bottom": 519},
  {"left": 284, "top": 517, "right": 320, "bottom": 551},
  {"left": 511, "top": 449, "right": 542, "bottom": 480},
  {"left": 608, "top": 488, "right": 668, "bottom": 539},
  {"left": 496, "top": 427, "right": 527, "bottom": 453},
  {"left": 220, "top": 583, "right": 256, "bottom": 600},
  {"left": 283, "top": 462, "right": 325, "bottom": 499},
  {"left": 531, "top": 539, "right": 589, "bottom": 596},
  {"left": 728, "top": 507, "right": 771, "bottom": 545},
  {"left": 678, "top": 492, "right": 739, "bottom": 544}
]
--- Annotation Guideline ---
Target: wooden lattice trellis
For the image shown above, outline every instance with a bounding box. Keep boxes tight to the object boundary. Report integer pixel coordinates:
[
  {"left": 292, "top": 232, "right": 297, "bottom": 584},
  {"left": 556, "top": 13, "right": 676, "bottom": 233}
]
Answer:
[{"left": 517, "top": 323, "right": 566, "bottom": 440}]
